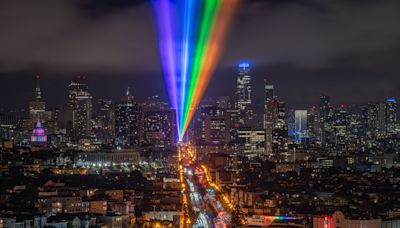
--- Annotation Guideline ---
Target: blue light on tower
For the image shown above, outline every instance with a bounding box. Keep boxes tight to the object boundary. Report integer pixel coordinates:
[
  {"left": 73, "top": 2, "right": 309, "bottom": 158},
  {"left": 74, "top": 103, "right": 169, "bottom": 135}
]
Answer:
[
  {"left": 387, "top": 97, "right": 396, "bottom": 103},
  {"left": 239, "top": 61, "right": 250, "bottom": 70}
]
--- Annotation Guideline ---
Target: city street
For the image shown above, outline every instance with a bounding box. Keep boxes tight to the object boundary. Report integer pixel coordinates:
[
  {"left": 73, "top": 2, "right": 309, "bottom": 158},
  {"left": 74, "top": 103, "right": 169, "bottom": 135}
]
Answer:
[{"left": 179, "top": 144, "right": 233, "bottom": 228}]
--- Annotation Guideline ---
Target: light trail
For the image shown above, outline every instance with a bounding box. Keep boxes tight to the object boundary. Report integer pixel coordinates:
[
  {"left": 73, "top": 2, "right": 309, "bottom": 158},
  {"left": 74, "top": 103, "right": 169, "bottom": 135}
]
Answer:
[
  {"left": 180, "top": 143, "right": 300, "bottom": 227},
  {"left": 179, "top": 142, "right": 239, "bottom": 227}
]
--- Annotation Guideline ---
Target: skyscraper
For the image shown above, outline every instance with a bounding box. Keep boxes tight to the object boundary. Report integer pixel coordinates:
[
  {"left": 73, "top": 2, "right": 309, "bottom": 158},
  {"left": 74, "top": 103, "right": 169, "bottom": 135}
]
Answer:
[
  {"left": 68, "top": 76, "right": 89, "bottom": 108},
  {"left": 196, "top": 106, "right": 230, "bottom": 146},
  {"left": 75, "top": 93, "right": 92, "bottom": 138},
  {"left": 265, "top": 100, "right": 278, "bottom": 156},
  {"left": 319, "top": 95, "right": 332, "bottom": 122},
  {"left": 29, "top": 76, "right": 47, "bottom": 123},
  {"left": 385, "top": 98, "right": 397, "bottom": 134},
  {"left": 265, "top": 99, "right": 287, "bottom": 157},
  {"left": 114, "top": 88, "right": 141, "bottom": 148},
  {"left": 143, "top": 109, "right": 176, "bottom": 148},
  {"left": 319, "top": 95, "right": 330, "bottom": 108},
  {"left": 319, "top": 95, "right": 333, "bottom": 146},
  {"left": 93, "top": 99, "right": 114, "bottom": 144},
  {"left": 237, "top": 127, "right": 265, "bottom": 158},
  {"left": 332, "top": 105, "right": 350, "bottom": 147},
  {"left": 377, "top": 103, "right": 386, "bottom": 134},
  {"left": 294, "top": 110, "right": 308, "bottom": 142},
  {"left": 236, "top": 62, "right": 255, "bottom": 126},
  {"left": 287, "top": 111, "right": 295, "bottom": 137},
  {"left": 216, "top": 96, "right": 231, "bottom": 109},
  {"left": 263, "top": 79, "right": 274, "bottom": 129},
  {"left": 236, "top": 62, "right": 251, "bottom": 111},
  {"left": 307, "top": 106, "right": 318, "bottom": 137},
  {"left": 68, "top": 77, "right": 92, "bottom": 140},
  {"left": 274, "top": 100, "right": 287, "bottom": 154},
  {"left": 264, "top": 80, "right": 274, "bottom": 103},
  {"left": 362, "top": 103, "right": 379, "bottom": 138}
]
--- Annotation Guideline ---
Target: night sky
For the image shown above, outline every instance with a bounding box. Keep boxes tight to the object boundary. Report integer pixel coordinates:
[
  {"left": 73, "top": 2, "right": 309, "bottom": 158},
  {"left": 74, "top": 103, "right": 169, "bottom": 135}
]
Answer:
[{"left": 1, "top": 0, "right": 400, "bottom": 111}]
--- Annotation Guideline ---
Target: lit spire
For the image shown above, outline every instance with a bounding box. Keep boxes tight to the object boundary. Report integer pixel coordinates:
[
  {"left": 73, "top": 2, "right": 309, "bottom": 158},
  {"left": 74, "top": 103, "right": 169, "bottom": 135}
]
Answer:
[
  {"left": 125, "top": 87, "right": 133, "bottom": 102},
  {"left": 35, "top": 119, "right": 42, "bottom": 128},
  {"left": 35, "top": 75, "right": 42, "bottom": 101}
]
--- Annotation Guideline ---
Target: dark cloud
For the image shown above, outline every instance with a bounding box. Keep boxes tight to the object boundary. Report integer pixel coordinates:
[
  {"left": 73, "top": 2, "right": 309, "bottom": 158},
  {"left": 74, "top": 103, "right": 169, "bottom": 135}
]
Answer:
[
  {"left": 76, "top": 0, "right": 148, "bottom": 18},
  {"left": 0, "top": 0, "right": 158, "bottom": 74},
  {"left": 223, "top": 0, "right": 400, "bottom": 69},
  {"left": 0, "top": 0, "right": 399, "bottom": 108}
]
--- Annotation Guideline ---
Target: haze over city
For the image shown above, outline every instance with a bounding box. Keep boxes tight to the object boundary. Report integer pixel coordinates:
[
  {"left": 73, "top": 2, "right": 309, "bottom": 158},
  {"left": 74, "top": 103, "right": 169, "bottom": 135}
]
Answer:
[
  {"left": 1, "top": 0, "right": 400, "bottom": 110},
  {"left": 0, "top": 1, "right": 400, "bottom": 228}
]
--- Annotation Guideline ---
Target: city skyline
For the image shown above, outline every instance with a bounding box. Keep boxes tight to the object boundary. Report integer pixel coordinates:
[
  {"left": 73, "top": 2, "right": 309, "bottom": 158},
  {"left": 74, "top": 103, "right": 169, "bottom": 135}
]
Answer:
[
  {"left": 1, "top": 66, "right": 399, "bottom": 113},
  {"left": 1, "top": 1, "right": 400, "bottom": 228}
]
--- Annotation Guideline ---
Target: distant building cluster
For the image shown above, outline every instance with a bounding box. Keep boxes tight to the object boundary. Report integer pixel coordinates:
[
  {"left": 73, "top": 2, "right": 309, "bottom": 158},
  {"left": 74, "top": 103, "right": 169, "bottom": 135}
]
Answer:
[
  {"left": 0, "top": 76, "right": 176, "bottom": 151},
  {"left": 1, "top": 65, "right": 398, "bottom": 158},
  {"left": 191, "top": 63, "right": 399, "bottom": 163},
  {"left": 0, "top": 64, "right": 399, "bottom": 227}
]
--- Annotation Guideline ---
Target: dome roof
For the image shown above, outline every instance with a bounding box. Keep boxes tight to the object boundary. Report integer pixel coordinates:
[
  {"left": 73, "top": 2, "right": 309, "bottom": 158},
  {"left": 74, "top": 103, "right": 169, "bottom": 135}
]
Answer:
[
  {"left": 31, "top": 119, "right": 47, "bottom": 143},
  {"left": 32, "top": 120, "right": 46, "bottom": 136}
]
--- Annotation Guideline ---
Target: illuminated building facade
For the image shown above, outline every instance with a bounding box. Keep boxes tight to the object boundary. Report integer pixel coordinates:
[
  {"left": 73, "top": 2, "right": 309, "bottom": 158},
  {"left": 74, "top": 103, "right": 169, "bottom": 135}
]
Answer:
[
  {"left": 237, "top": 127, "right": 265, "bottom": 158},
  {"left": 265, "top": 99, "right": 287, "bottom": 157},
  {"left": 29, "top": 76, "right": 51, "bottom": 127},
  {"left": 263, "top": 79, "right": 274, "bottom": 130},
  {"left": 75, "top": 92, "right": 92, "bottom": 138},
  {"left": 143, "top": 109, "right": 176, "bottom": 148},
  {"left": 196, "top": 106, "right": 230, "bottom": 146},
  {"left": 264, "top": 83, "right": 274, "bottom": 102},
  {"left": 273, "top": 100, "right": 288, "bottom": 154},
  {"left": 68, "top": 77, "right": 92, "bottom": 140},
  {"left": 385, "top": 97, "right": 397, "bottom": 134},
  {"left": 94, "top": 99, "right": 115, "bottom": 144},
  {"left": 216, "top": 96, "right": 231, "bottom": 109},
  {"left": 31, "top": 119, "right": 47, "bottom": 145},
  {"left": 29, "top": 76, "right": 46, "bottom": 120},
  {"left": 313, "top": 211, "right": 382, "bottom": 228},
  {"left": 236, "top": 63, "right": 255, "bottom": 126},
  {"left": 377, "top": 103, "right": 386, "bottom": 134},
  {"left": 319, "top": 95, "right": 333, "bottom": 145},
  {"left": 265, "top": 100, "right": 278, "bottom": 156},
  {"left": 294, "top": 110, "right": 308, "bottom": 142},
  {"left": 362, "top": 103, "right": 379, "bottom": 138},
  {"left": 76, "top": 149, "right": 140, "bottom": 166},
  {"left": 287, "top": 111, "right": 295, "bottom": 137},
  {"left": 236, "top": 62, "right": 251, "bottom": 110},
  {"left": 307, "top": 106, "right": 318, "bottom": 137},
  {"left": 332, "top": 106, "right": 350, "bottom": 147},
  {"left": 114, "top": 88, "right": 141, "bottom": 148}
]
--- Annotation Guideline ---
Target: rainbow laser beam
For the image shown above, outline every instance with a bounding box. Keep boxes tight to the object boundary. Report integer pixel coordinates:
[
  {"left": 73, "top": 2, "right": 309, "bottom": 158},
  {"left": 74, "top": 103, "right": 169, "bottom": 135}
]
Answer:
[
  {"left": 179, "top": 0, "right": 198, "bottom": 139},
  {"left": 182, "top": 0, "right": 240, "bottom": 135},
  {"left": 151, "top": 0, "right": 239, "bottom": 140},
  {"left": 151, "top": 0, "right": 180, "bottom": 136}
]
